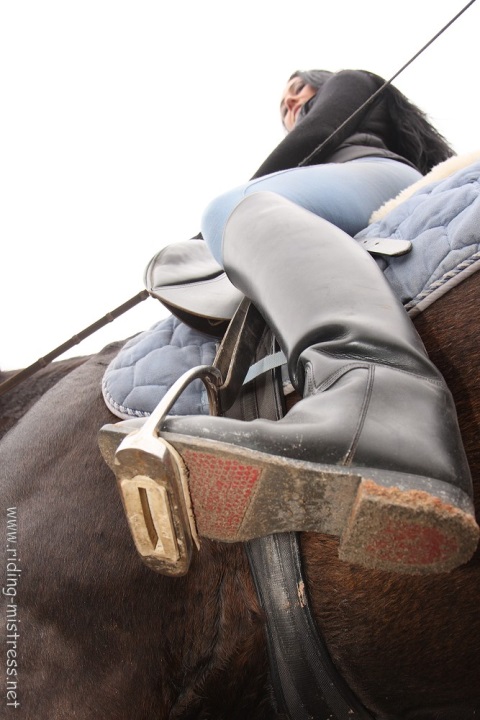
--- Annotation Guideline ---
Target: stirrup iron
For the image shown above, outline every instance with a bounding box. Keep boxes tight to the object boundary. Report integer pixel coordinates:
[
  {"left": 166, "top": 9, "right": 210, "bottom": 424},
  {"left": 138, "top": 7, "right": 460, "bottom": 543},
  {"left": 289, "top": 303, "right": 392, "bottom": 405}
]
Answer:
[{"left": 99, "top": 366, "right": 222, "bottom": 576}]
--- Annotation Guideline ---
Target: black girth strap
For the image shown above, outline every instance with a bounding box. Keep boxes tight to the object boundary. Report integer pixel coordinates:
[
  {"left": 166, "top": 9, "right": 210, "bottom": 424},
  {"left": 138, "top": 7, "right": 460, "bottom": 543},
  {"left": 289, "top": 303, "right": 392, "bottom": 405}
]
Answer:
[
  {"left": 246, "top": 533, "right": 376, "bottom": 720},
  {"left": 227, "top": 323, "right": 377, "bottom": 719}
]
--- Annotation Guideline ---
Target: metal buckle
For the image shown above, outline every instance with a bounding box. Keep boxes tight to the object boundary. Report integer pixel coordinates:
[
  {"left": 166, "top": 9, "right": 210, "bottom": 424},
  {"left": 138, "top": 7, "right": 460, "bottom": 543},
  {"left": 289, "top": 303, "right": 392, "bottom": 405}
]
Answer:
[
  {"left": 358, "top": 236, "right": 412, "bottom": 257},
  {"left": 107, "top": 365, "right": 222, "bottom": 576}
]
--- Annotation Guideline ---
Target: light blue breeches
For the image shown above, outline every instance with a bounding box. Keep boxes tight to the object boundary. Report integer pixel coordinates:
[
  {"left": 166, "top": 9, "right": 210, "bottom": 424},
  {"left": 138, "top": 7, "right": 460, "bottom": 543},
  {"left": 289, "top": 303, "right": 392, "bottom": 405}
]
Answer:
[{"left": 201, "top": 158, "right": 421, "bottom": 265}]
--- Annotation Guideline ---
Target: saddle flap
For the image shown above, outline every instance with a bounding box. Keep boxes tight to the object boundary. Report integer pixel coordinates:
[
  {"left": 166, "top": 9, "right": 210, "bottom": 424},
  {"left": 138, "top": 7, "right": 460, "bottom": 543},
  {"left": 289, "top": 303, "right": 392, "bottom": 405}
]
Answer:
[{"left": 144, "top": 239, "right": 243, "bottom": 327}]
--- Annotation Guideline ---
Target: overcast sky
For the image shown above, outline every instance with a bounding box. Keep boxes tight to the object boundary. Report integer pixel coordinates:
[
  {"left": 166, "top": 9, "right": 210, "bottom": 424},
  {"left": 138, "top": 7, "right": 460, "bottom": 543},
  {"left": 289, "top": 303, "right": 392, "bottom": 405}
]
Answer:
[{"left": 1, "top": 0, "right": 478, "bottom": 370}]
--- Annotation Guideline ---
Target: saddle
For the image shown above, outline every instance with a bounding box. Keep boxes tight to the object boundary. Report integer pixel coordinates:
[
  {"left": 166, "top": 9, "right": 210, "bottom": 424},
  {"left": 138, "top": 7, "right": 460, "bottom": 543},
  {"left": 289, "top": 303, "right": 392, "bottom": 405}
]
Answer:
[{"left": 144, "top": 235, "right": 412, "bottom": 332}]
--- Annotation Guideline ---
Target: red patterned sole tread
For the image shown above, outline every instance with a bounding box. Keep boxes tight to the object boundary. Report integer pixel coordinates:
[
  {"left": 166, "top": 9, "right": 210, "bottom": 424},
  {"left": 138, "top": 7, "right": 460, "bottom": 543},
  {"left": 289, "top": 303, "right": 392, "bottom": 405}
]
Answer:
[{"left": 182, "top": 449, "right": 261, "bottom": 539}]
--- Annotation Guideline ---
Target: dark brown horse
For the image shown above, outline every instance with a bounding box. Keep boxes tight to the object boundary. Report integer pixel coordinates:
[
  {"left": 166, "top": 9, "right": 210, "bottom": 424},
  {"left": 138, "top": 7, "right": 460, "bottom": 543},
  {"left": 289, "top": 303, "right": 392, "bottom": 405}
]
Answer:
[{"left": 1, "top": 270, "right": 479, "bottom": 719}]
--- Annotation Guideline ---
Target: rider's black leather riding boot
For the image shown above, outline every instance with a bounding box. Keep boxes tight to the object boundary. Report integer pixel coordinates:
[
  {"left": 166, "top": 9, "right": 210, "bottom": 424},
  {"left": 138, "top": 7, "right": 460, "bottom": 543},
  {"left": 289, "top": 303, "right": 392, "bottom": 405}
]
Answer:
[{"left": 162, "top": 192, "right": 479, "bottom": 574}]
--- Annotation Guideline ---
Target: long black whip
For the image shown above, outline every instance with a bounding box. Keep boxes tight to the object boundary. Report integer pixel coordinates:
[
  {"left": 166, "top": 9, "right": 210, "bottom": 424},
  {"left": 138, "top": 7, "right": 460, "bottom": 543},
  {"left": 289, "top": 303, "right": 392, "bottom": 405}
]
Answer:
[
  {"left": 0, "top": 290, "right": 149, "bottom": 398},
  {"left": 299, "top": 0, "right": 477, "bottom": 167}
]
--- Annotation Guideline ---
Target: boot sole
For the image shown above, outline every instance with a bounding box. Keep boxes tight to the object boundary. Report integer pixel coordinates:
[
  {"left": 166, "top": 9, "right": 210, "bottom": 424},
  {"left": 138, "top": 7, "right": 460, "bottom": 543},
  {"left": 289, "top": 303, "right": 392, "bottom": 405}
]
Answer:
[{"left": 163, "top": 432, "right": 479, "bottom": 575}]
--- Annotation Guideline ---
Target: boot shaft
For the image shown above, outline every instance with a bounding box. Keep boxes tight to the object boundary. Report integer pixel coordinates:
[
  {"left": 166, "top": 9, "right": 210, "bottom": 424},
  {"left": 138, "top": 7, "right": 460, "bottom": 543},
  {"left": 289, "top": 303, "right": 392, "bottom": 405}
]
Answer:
[{"left": 222, "top": 192, "right": 438, "bottom": 388}]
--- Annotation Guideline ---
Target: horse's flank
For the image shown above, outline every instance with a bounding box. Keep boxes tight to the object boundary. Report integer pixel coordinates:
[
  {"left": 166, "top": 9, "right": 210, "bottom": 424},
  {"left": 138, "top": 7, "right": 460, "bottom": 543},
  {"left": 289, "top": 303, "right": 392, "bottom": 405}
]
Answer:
[
  {"left": 0, "top": 273, "right": 479, "bottom": 718},
  {"left": 302, "top": 271, "right": 480, "bottom": 718}
]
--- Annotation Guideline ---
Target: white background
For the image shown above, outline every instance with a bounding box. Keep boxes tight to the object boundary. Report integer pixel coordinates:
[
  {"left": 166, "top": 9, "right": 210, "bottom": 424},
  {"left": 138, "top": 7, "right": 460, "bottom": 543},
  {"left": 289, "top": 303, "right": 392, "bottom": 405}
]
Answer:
[{"left": 1, "top": 0, "right": 478, "bottom": 369}]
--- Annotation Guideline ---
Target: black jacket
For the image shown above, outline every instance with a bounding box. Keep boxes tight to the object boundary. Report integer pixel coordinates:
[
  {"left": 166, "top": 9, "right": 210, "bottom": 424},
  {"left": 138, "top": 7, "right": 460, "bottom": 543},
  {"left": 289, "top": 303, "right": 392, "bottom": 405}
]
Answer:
[{"left": 251, "top": 69, "right": 415, "bottom": 180}]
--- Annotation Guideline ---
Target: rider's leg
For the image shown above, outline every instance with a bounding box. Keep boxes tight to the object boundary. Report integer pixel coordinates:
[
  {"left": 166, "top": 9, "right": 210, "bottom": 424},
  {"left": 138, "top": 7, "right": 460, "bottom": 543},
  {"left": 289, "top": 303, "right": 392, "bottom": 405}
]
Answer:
[
  {"left": 201, "top": 158, "right": 421, "bottom": 264},
  {"left": 162, "top": 192, "right": 479, "bottom": 574}
]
